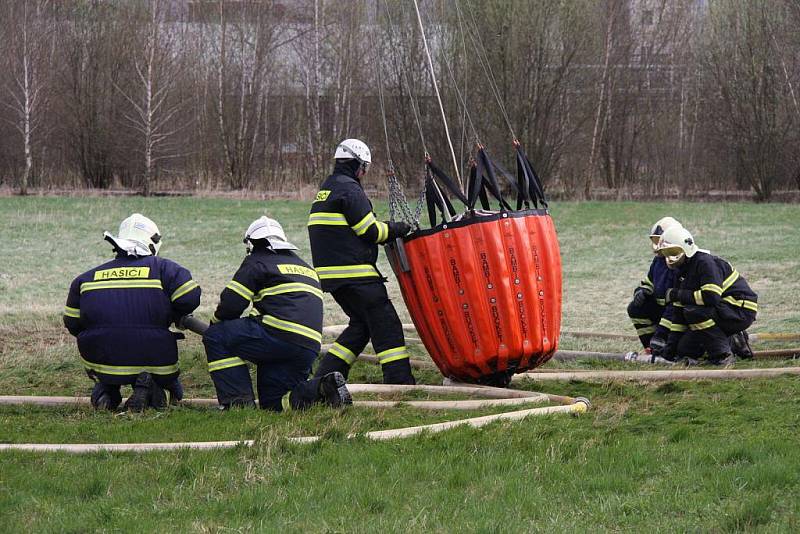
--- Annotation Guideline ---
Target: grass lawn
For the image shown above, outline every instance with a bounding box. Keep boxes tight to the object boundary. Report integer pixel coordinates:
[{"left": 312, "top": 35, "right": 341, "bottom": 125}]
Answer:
[{"left": 1, "top": 197, "right": 799, "bottom": 531}]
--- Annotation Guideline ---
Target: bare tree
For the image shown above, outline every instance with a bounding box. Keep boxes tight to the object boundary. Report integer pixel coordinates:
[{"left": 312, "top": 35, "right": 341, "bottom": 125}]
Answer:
[
  {"left": 1, "top": 0, "right": 54, "bottom": 195},
  {"left": 115, "top": 0, "right": 190, "bottom": 196},
  {"left": 703, "top": 0, "right": 799, "bottom": 200}
]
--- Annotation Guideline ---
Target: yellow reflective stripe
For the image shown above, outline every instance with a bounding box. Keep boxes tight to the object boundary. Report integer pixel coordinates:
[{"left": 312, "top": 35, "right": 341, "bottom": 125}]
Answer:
[
  {"left": 636, "top": 326, "right": 657, "bottom": 336},
  {"left": 673, "top": 302, "right": 684, "bottom": 308},
  {"left": 226, "top": 280, "right": 254, "bottom": 301},
  {"left": 315, "top": 264, "right": 380, "bottom": 279},
  {"left": 211, "top": 313, "right": 221, "bottom": 324},
  {"left": 377, "top": 346, "right": 409, "bottom": 365},
  {"left": 669, "top": 323, "right": 688, "bottom": 332},
  {"left": 254, "top": 283, "right": 322, "bottom": 301},
  {"left": 262, "top": 314, "right": 322, "bottom": 343},
  {"left": 329, "top": 342, "right": 357, "bottom": 364},
  {"left": 689, "top": 319, "right": 716, "bottom": 331},
  {"left": 171, "top": 280, "right": 199, "bottom": 301},
  {"left": 80, "top": 356, "right": 178, "bottom": 376},
  {"left": 63, "top": 306, "right": 80, "bottom": 318},
  {"left": 308, "top": 212, "right": 348, "bottom": 226},
  {"left": 722, "top": 270, "right": 739, "bottom": 291},
  {"left": 655, "top": 298, "right": 666, "bottom": 306},
  {"left": 208, "top": 356, "right": 247, "bottom": 373},
  {"left": 630, "top": 318, "right": 653, "bottom": 326},
  {"left": 80, "top": 279, "right": 162, "bottom": 293},
  {"left": 701, "top": 283, "right": 723, "bottom": 295},
  {"left": 642, "top": 276, "right": 654, "bottom": 288},
  {"left": 352, "top": 212, "right": 377, "bottom": 236},
  {"left": 693, "top": 290, "right": 704, "bottom": 306},
  {"left": 722, "top": 296, "right": 758, "bottom": 312},
  {"left": 375, "top": 221, "right": 389, "bottom": 243},
  {"left": 659, "top": 318, "right": 673, "bottom": 329}
]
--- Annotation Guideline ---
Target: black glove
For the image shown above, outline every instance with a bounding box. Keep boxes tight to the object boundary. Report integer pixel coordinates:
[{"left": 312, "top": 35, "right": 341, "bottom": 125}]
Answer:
[
  {"left": 632, "top": 288, "right": 649, "bottom": 308},
  {"left": 649, "top": 336, "right": 666, "bottom": 357},
  {"left": 387, "top": 221, "right": 412, "bottom": 240}
]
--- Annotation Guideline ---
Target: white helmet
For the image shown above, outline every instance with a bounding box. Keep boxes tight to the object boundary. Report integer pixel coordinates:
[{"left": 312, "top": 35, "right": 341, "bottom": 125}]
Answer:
[
  {"left": 649, "top": 216, "right": 682, "bottom": 252},
  {"left": 334, "top": 138, "right": 371, "bottom": 164},
  {"left": 657, "top": 226, "right": 698, "bottom": 268},
  {"left": 244, "top": 216, "right": 298, "bottom": 252},
  {"left": 103, "top": 213, "right": 162, "bottom": 256}
]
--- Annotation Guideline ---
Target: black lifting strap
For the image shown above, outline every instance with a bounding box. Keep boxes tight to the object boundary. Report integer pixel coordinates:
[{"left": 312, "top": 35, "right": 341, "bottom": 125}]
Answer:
[
  {"left": 469, "top": 148, "right": 513, "bottom": 211},
  {"left": 425, "top": 163, "right": 459, "bottom": 227},
  {"left": 515, "top": 144, "right": 548, "bottom": 209}
]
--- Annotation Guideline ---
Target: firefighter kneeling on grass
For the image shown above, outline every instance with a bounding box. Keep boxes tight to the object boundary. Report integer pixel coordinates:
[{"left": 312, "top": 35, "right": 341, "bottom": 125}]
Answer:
[
  {"left": 63, "top": 214, "right": 201, "bottom": 411},
  {"left": 308, "top": 138, "right": 415, "bottom": 384},
  {"left": 202, "top": 216, "right": 352, "bottom": 410},
  {"left": 657, "top": 226, "right": 756, "bottom": 365}
]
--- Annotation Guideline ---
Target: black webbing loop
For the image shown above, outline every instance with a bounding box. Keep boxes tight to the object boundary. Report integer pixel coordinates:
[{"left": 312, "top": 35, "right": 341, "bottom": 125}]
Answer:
[
  {"left": 515, "top": 144, "right": 548, "bottom": 209},
  {"left": 475, "top": 148, "right": 512, "bottom": 211},
  {"left": 425, "top": 165, "right": 457, "bottom": 227}
]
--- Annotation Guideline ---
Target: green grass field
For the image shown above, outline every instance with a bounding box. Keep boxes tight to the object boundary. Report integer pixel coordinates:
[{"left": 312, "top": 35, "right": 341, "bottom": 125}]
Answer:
[{"left": 1, "top": 197, "right": 799, "bottom": 532}]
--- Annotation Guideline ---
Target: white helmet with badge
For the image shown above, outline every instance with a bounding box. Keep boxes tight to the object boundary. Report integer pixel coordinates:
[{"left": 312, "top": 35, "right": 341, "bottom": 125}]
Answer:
[
  {"left": 648, "top": 216, "right": 682, "bottom": 252},
  {"left": 657, "top": 225, "right": 698, "bottom": 268},
  {"left": 334, "top": 138, "right": 371, "bottom": 165},
  {"left": 244, "top": 216, "right": 298, "bottom": 252},
  {"left": 104, "top": 213, "right": 162, "bottom": 256}
]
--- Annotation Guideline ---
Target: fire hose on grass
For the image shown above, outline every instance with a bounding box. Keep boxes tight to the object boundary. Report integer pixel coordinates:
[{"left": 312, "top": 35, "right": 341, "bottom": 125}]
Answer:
[
  {"left": 0, "top": 385, "right": 591, "bottom": 453},
  {"left": 0, "top": 316, "right": 590, "bottom": 453}
]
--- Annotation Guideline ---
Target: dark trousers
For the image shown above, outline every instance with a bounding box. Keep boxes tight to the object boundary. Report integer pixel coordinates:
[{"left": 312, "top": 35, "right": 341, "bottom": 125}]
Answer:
[
  {"left": 203, "top": 318, "right": 321, "bottom": 411},
  {"left": 677, "top": 304, "right": 756, "bottom": 358},
  {"left": 314, "top": 282, "right": 414, "bottom": 384},
  {"left": 627, "top": 296, "right": 665, "bottom": 348}
]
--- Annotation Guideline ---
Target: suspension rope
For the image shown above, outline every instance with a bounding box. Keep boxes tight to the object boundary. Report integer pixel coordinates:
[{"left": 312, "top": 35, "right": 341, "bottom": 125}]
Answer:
[
  {"left": 455, "top": 0, "right": 518, "bottom": 141},
  {"left": 378, "top": 0, "right": 427, "bottom": 226},
  {"left": 412, "top": 0, "right": 462, "bottom": 188}
]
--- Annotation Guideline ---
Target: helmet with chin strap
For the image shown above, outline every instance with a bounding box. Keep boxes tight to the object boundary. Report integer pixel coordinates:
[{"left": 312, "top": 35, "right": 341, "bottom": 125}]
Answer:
[
  {"left": 657, "top": 226, "right": 698, "bottom": 268},
  {"left": 243, "top": 216, "right": 298, "bottom": 252},
  {"left": 334, "top": 138, "right": 371, "bottom": 173},
  {"left": 648, "top": 216, "right": 682, "bottom": 252},
  {"left": 103, "top": 213, "right": 162, "bottom": 256}
]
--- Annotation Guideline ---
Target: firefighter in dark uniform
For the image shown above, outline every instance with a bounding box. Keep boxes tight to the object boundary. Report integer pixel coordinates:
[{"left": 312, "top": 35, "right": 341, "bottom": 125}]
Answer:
[
  {"left": 627, "top": 217, "right": 681, "bottom": 359},
  {"left": 63, "top": 214, "right": 201, "bottom": 411},
  {"left": 657, "top": 226, "right": 757, "bottom": 365},
  {"left": 309, "top": 138, "right": 415, "bottom": 384},
  {"left": 202, "top": 216, "right": 352, "bottom": 410}
]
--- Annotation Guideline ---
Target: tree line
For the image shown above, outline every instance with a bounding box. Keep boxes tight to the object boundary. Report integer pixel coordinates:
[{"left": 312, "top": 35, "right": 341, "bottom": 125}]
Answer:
[{"left": 1, "top": 0, "right": 798, "bottom": 200}]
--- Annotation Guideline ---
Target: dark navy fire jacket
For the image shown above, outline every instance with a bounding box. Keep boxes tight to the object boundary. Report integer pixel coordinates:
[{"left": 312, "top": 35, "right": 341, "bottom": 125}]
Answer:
[{"left": 64, "top": 254, "right": 201, "bottom": 382}]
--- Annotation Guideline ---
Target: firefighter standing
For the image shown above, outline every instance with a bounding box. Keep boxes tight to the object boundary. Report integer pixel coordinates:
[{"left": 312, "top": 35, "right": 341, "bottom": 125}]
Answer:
[
  {"left": 309, "top": 139, "right": 415, "bottom": 384},
  {"left": 626, "top": 217, "right": 681, "bottom": 359},
  {"left": 203, "top": 216, "right": 352, "bottom": 410},
  {"left": 63, "top": 214, "right": 201, "bottom": 411},
  {"left": 657, "top": 226, "right": 757, "bottom": 365}
]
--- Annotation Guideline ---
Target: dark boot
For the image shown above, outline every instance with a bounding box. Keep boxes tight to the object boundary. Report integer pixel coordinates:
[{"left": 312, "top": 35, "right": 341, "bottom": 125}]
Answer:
[
  {"left": 317, "top": 372, "right": 353, "bottom": 408},
  {"left": 313, "top": 353, "right": 352, "bottom": 379},
  {"left": 381, "top": 358, "right": 415, "bottom": 385},
  {"left": 730, "top": 331, "right": 754, "bottom": 359},
  {"left": 124, "top": 372, "right": 167, "bottom": 412},
  {"left": 90, "top": 382, "right": 122, "bottom": 411}
]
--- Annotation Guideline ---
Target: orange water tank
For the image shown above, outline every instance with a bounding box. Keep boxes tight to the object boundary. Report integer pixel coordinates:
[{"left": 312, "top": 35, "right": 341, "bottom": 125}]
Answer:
[{"left": 387, "top": 209, "right": 562, "bottom": 386}]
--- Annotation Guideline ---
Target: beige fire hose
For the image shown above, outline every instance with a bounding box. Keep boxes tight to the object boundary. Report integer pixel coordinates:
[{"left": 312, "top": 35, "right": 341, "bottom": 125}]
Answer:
[
  {"left": 0, "top": 384, "right": 590, "bottom": 453},
  {"left": 513, "top": 366, "right": 800, "bottom": 382}
]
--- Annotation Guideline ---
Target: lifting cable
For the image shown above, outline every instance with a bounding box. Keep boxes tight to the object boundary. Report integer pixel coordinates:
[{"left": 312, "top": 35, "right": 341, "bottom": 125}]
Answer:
[
  {"left": 411, "top": 0, "right": 462, "bottom": 188},
  {"left": 455, "top": 0, "right": 518, "bottom": 142}
]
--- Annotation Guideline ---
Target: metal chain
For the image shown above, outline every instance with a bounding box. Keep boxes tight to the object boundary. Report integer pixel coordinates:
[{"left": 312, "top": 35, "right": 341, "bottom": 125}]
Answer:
[{"left": 388, "top": 171, "right": 426, "bottom": 227}]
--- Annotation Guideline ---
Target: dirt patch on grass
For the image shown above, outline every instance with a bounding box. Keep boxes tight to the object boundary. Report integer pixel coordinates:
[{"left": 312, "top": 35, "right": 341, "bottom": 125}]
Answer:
[{"left": 0, "top": 322, "right": 71, "bottom": 358}]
